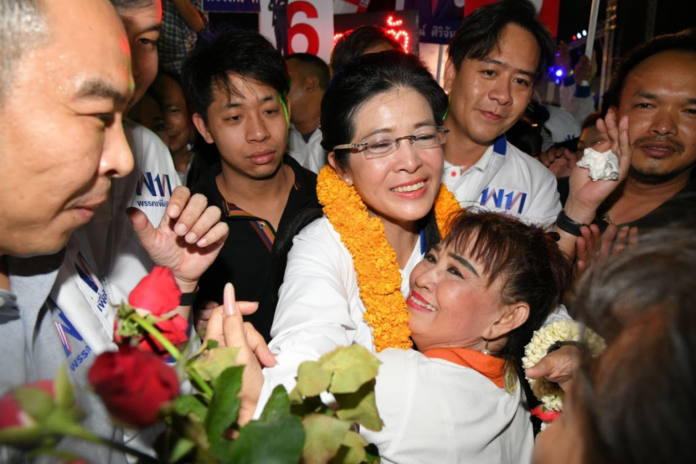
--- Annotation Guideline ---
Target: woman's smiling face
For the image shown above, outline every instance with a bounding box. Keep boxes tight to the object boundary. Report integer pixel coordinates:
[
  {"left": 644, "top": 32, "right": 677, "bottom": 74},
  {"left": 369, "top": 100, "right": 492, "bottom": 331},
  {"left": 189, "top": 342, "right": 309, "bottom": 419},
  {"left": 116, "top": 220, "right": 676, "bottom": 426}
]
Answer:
[
  {"left": 406, "top": 240, "right": 508, "bottom": 352},
  {"left": 332, "top": 87, "right": 444, "bottom": 230}
]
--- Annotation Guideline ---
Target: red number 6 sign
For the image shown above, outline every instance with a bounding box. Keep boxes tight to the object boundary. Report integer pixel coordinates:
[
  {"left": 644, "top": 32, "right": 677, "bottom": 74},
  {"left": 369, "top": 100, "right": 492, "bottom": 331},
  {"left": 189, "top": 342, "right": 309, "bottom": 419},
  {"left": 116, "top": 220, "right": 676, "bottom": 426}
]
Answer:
[{"left": 288, "top": 1, "right": 320, "bottom": 55}]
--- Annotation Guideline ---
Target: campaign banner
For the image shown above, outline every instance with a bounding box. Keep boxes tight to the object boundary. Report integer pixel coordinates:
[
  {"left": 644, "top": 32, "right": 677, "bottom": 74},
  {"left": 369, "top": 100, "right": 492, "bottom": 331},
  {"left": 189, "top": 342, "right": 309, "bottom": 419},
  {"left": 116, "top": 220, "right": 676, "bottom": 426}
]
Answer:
[
  {"left": 334, "top": 0, "right": 371, "bottom": 14},
  {"left": 419, "top": 20, "right": 460, "bottom": 44},
  {"left": 202, "top": 0, "right": 260, "bottom": 12},
  {"left": 260, "top": 0, "right": 334, "bottom": 63},
  {"left": 464, "top": 0, "right": 560, "bottom": 37}
]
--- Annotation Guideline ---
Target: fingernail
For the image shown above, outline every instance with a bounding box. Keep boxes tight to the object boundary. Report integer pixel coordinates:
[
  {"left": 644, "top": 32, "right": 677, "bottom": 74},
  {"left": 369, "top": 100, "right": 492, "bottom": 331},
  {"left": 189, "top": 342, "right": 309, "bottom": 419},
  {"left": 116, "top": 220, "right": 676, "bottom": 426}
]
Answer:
[
  {"left": 198, "top": 238, "right": 208, "bottom": 247},
  {"left": 167, "top": 204, "right": 180, "bottom": 217},
  {"left": 175, "top": 223, "right": 187, "bottom": 235},
  {"left": 186, "top": 232, "right": 197, "bottom": 243},
  {"left": 224, "top": 283, "right": 235, "bottom": 316}
]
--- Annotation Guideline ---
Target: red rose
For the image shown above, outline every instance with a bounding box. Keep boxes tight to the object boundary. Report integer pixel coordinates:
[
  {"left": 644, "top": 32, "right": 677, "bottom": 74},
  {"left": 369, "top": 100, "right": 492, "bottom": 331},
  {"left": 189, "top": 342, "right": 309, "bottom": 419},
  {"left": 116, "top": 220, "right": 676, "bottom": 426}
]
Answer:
[
  {"left": 139, "top": 314, "right": 190, "bottom": 355},
  {"left": 128, "top": 266, "right": 181, "bottom": 316},
  {"left": 531, "top": 405, "right": 561, "bottom": 423},
  {"left": 88, "top": 345, "right": 179, "bottom": 428},
  {"left": 0, "top": 380, "right": 54, "bottom": 429}
]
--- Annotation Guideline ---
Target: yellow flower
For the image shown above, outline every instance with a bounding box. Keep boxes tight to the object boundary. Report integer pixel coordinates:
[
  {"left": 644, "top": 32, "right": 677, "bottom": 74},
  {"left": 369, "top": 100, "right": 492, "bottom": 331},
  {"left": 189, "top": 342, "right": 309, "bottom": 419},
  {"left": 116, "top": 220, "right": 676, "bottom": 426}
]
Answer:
[{"left": 317, "top": 166, "right": 460, "bottom": 352}]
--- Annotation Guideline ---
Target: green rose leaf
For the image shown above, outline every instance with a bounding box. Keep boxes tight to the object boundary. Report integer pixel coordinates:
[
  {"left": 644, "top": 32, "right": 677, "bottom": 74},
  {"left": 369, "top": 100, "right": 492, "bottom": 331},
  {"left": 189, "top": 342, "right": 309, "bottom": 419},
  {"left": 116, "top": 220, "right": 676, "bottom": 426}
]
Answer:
[
  {"left": 14, "top": 387, "right": 54, "bottom": 423},
  {"left": 335, "top": 381, "right": 383, "bottom": 432},
  {"left": 53, "top": 366, "right": 74, "bottom": 410},
  {"left": 173, "top": 395, "right": 208, "bottom": 422},
  {"left": 296, "top": 361, "right": 332, "bottom": 397},
  {"left": 319, "top": 345, "right": 381, "bottom": 394},
  {"left": 0, "top": 425, "right": 44, "bottom": 448},
  {"left": 213, "top": 415, "right": 305, "bottom": 464},
  {"left": 189, "top": 347, "right": 240, "bottom": 382},
  {"left": 205, "top": 366, "right": 243, "bottom": 445},
  {"left": 329, "top": 430, "right": 368, "bottom": 464},
  {"left": 169, "top": 437, "right": 196, "bottom": 464},
  {"left": 260, "top": 385, "right": 291, "bottom": 423},
  {"left": 301, "top": 414, "right": 351, "bottom": 464}
]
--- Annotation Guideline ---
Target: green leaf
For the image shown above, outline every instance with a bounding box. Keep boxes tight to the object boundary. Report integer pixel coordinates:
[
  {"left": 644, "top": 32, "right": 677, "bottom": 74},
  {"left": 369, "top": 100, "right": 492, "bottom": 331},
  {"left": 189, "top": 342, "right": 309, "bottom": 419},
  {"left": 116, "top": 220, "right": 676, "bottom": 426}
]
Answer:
[
  {"left": 53, "top": 366, "right": 74, "bottom": 410},
  {"left": 335, "top": 380, "right": 383, "bottom": 432},
  {"left": 214, "top": 415, "right": 304, "bottom": 464},
  {"left": 301, "top": 414, "right": 351, "bottom": 464},
  {"left": 319, "top": 345, "right": 382, "bottom": 394},
  {"left": 288, "top": 385, "right": 303, "bottom": 404},
  {"left": 365, "top": 443, "right": 381, "bottom": 464},
  {"left": 329, "top": 430, "right": 368, "bottom": 464},
  {"left": 296, "top": 361, "right": 332, "bottom": 397},
  {"left": 189, "top": 347, "right": 240, "bottom": 382},
  {"left": 207, "top": 340, "right": 219, "bottom": 350},
  {"left": 260, "top": 385, "right": 291, "bottom": 423},
  {"left": 14, "top": 387, "right": 54, "bottom": 423},
  {"left": 173, "top": 395, "right": 208, "bottom": 421},
  {"left": 290, "top": 394, "right": 328, "bottom": 418},
  {"left": 0, "top": 424, "right": 44, "bottom": 448},
  {"left": 169, "top": 437, "right": 196, "bottom": 463},
  {"left": 205, "top": 366, "right": 244, "bottom": 445}
]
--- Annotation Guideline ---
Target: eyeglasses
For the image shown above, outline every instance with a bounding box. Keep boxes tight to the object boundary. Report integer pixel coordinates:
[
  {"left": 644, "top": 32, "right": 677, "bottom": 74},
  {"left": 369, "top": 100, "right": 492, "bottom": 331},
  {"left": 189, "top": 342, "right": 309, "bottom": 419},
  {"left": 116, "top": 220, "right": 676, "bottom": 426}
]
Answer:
[{"left": 332, "top": 126, "right": 449, "bottom": 159}]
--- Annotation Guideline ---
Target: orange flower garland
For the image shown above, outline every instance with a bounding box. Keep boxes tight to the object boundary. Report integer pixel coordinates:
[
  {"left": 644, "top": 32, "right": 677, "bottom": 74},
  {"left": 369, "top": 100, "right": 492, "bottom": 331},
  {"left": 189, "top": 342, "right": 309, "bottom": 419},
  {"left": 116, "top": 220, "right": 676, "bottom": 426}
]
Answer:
[{"left": 317, "top": 166, "right": 461, "bottom": 352}]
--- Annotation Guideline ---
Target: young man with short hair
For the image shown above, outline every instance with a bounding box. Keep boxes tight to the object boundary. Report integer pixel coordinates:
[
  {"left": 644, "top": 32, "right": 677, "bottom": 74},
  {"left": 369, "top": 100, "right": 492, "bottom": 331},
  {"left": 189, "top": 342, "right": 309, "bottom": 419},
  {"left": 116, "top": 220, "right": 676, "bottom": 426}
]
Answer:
[
  {"left": 183, "top": 29, "right": 319, "bottom": 339},
  {"left": 442, "top": 0, "right": 561, "bottom": 227}
]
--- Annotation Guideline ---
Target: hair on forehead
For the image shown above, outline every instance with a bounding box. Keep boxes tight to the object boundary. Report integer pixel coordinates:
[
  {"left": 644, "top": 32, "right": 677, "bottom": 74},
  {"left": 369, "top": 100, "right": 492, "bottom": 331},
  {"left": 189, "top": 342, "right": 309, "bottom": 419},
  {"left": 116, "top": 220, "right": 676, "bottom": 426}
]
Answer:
[
  {"left": 602, "top": 28, "right": 696, "bottom": 113},
  {"left": 0, "top": 0, "right": 50, "bottom": 104},
  {"left": 447, "top": 0, "right": 553, "bottom": 82}
]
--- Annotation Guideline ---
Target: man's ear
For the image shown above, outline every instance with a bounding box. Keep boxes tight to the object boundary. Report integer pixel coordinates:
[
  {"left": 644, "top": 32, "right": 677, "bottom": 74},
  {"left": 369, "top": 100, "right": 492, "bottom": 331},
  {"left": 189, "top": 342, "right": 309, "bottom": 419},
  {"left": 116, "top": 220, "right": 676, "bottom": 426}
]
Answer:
[
  {"left": 327, "top": 152, "right": 352, "bottom": 185},
  {"left": 192, "top": 113, "right": 214, "bottom": 144},
  {"left": 305, "top": 76, "right": 319, "bottom": 93},
  {"left": 443, "top": 59, "right": 457, "bottom": 94},
  {"left": 485, "top": 302, "right": 530, "bottom": 341}
]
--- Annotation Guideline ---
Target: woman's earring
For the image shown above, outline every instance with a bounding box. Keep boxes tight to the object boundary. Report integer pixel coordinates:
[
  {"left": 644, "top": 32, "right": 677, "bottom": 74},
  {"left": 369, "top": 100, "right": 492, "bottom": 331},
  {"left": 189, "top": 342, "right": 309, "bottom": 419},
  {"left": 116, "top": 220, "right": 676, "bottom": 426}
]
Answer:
[{"left": 482, "top": 340, "right": 490, "bottom": 356}]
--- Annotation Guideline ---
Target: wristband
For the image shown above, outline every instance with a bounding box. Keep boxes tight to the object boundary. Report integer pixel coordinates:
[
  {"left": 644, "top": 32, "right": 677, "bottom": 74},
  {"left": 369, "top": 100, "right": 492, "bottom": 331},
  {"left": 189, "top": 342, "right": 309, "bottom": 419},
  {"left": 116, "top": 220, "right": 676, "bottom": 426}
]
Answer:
[
  {"left": 556, "top": 210, "right": 588, "bottom": 237},
  {"left": 546, "top": 340, "right": 585, "bottom": 355},
  {"left": 179, "top": 286, "right": 199, "bottom": 306}
]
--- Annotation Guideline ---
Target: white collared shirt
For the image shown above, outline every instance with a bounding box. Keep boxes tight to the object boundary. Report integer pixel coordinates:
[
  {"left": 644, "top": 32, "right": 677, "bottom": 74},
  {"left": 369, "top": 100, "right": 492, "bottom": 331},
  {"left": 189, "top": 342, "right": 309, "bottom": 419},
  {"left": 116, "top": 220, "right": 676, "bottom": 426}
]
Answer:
[{"left": 287, "top": 124, "right": 327, "bottom": 174}]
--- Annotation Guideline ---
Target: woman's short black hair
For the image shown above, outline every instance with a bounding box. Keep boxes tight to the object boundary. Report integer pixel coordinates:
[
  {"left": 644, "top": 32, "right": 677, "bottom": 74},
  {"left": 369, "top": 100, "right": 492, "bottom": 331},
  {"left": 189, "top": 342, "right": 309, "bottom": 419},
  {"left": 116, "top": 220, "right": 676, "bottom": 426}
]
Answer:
[
  {"left": 330, "top": 25, "right": 402, "bottom": 75},
  {"left": 441, "top": 210, "right": 570, "bottom": 411},
  {"left": 181, "top": 28, "right": 289, "bottom": 123},
  {"left": 602, "top": 28, "right": 696, "bottom": 113},
  {"left": 447, "top": 0, "right": 554, "bottom": 81},
  {"left": 320, "top": 49, "right": 448, "bottom": 169}
]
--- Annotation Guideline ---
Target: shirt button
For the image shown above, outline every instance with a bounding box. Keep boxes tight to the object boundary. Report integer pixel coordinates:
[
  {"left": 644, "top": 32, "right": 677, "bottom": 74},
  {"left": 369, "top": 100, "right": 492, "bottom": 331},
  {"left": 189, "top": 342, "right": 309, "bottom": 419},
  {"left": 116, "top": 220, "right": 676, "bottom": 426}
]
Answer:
[{"left": 259, "top": 223, "right": 265, "bottom": 228}]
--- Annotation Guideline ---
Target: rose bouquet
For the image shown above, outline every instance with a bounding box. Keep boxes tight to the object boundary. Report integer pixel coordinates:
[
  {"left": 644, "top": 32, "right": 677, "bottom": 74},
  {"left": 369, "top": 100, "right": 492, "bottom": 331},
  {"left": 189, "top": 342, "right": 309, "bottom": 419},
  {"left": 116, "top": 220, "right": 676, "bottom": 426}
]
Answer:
[{"left": 0, "top": 267, "right": 384, "bottom": 463}]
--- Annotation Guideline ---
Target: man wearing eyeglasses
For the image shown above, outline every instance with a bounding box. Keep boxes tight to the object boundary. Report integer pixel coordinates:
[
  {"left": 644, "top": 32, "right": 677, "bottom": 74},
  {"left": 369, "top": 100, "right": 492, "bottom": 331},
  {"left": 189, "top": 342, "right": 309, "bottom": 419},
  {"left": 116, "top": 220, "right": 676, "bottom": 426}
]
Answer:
[{"left": 442, "top": 0, "right": 561, "bottom": 228}]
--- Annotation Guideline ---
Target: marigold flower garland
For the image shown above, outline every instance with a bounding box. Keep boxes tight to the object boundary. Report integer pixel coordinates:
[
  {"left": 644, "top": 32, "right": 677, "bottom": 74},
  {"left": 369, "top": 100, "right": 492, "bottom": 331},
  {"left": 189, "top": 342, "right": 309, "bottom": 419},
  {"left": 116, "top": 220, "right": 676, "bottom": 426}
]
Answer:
[
  {"left": 317, "top": 166, "right": 460, "bottom": 352},
  {"left": 522, "top": 320, "right": 606, "bottom": 411}
]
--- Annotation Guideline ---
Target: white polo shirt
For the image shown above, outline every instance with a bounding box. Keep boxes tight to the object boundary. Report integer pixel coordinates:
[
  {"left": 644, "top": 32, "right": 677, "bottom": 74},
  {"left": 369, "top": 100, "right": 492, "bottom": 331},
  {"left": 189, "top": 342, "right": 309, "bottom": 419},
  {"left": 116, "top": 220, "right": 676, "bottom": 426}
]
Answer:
[
  {"left": 287, "top": 124, "right": 326, "bottom": 175},
  {"left": 443, "top": 136, "right": 561, "bottom": 228}
]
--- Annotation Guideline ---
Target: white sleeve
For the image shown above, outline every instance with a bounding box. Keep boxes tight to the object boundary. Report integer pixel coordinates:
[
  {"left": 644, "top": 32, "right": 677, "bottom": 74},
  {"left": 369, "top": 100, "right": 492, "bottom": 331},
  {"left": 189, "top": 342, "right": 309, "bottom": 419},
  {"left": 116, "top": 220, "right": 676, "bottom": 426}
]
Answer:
[
  {"left": 521, "top": 168, "right": 561, "bottom": 229},
  {"left": 256, "top": 219, "right": 364, "bottom": 416}
]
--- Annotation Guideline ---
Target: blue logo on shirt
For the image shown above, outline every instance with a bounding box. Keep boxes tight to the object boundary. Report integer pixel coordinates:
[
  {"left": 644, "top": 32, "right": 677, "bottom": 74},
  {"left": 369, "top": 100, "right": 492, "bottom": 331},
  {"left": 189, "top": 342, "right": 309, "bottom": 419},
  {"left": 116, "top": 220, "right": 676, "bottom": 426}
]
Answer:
[{"left": 480, "top": 188, "right": 528, "bottom": 214}]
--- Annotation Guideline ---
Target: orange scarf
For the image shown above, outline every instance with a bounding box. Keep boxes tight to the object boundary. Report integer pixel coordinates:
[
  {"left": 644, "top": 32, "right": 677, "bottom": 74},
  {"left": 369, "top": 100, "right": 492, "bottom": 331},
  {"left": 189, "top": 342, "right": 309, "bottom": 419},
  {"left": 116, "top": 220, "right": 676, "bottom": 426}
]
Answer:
[{"left": 424, "top": 348, "right": 506, "bottom": 388}]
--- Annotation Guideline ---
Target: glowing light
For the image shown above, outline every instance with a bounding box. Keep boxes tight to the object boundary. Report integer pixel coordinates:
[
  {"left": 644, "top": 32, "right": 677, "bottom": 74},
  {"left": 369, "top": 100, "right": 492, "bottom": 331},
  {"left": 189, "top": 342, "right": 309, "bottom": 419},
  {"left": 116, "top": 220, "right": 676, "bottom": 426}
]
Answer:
[
  {"left": 555, "top": 78, "right": 561, "bottom": 85},
  {"left": 572, "top": 35, "right": 577, "bottom": 41},
  {"left": 384, "top": 15, "right": 410, "bottom": 53},
  {"left": 555, "top": 69, "right": 564, "bottom": 77},
  {"left": 333, "top": 32, "right": 344, "bottom": 45},
  {"left": 582, "top": 30, "right": 588, "bottom": 37},
  {"left": 387, "top": 15, "right": 403, "bottom": 27}
]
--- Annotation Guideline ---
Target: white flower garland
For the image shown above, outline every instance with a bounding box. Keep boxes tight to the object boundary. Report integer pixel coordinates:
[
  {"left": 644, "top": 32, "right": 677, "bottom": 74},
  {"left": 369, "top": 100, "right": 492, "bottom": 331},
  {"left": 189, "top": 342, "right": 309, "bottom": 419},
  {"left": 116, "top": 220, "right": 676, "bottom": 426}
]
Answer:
[{"left": 523, "top": 320, "right": 606, "bottom": 411}]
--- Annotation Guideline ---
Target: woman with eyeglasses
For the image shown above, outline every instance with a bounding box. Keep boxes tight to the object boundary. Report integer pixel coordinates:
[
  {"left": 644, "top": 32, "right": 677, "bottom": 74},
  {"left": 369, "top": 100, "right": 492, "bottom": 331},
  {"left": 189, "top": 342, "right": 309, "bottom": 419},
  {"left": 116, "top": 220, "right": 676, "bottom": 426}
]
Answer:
[{"left": 252, "top": 50, "right": 453, "bottom": 402}]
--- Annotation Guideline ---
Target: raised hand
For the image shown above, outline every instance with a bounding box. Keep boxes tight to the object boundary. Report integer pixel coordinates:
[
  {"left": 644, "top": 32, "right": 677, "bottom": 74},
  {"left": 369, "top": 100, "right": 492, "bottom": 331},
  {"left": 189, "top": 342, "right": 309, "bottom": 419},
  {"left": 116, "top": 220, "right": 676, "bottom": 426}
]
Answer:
[
  {"left": 204, "top": 284, "right": 277, "bottom": 425},
  {"left": 540, "top": 145, "right": 577, "bottom": 179},
  {"left": 128, "top": 186, "right": 229, "bottom": 293},
  {"left": 576, "top": 223, "right": 639, "bottom": 277},
  {"left": 564, "top": 109, "right": 632, "bottom": 220}
]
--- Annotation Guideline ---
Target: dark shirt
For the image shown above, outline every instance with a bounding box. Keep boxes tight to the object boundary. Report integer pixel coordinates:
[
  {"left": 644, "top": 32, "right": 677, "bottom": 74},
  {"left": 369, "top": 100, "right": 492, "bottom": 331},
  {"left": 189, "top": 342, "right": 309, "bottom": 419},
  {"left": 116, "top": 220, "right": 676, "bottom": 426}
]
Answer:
[
  {"left": 595, "top": 175, "right": 696, "bottom": 233},
  {"left": 191, "top": 155, "right": 319, "bottom": 339}
]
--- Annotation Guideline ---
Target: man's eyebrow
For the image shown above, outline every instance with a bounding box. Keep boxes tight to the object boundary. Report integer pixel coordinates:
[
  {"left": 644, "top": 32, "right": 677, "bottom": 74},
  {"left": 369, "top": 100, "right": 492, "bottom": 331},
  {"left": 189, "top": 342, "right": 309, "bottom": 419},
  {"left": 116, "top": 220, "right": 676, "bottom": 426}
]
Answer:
[
  {"left": 76, "top": 79, "right": 129, "bottom": 106},
  {"left": 448, "top": 252, "right": 480, "bottom": 277},
  {"left": 482, "top": 58, "right": 536, "bottom": 79},
  {"left": 635, "top": 91, "right": 658, "bottom": 100}
]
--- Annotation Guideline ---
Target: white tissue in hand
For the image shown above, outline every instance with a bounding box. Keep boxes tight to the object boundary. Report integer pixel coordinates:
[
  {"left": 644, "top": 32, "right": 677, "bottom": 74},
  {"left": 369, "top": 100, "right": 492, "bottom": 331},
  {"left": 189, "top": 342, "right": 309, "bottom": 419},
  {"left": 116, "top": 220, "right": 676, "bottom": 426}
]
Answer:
[{"left": 578, "top": 148, "right": 620, "bottom": 181}]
